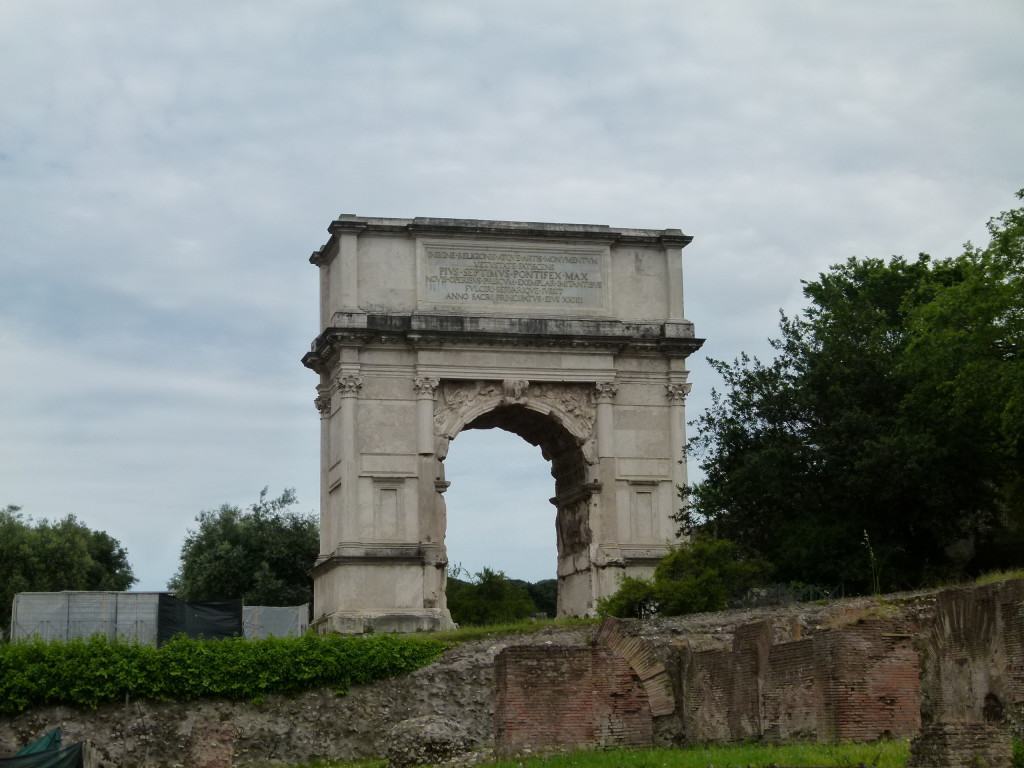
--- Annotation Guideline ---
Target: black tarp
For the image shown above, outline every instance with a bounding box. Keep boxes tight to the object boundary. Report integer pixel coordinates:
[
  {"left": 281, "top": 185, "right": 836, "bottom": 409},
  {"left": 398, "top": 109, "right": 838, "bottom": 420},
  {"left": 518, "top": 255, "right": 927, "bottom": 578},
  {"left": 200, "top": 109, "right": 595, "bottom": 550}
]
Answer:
[{"left": 156, "top": 594, "right": 242, "bottom": 646}]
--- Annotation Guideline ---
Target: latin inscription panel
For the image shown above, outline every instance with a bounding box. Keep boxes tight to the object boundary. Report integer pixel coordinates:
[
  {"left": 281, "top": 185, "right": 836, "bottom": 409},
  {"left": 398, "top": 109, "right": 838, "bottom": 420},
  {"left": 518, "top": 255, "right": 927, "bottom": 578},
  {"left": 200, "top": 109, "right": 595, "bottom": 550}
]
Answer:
[{"left": 419, "top": 241, "right": 608, "bottom": 312}]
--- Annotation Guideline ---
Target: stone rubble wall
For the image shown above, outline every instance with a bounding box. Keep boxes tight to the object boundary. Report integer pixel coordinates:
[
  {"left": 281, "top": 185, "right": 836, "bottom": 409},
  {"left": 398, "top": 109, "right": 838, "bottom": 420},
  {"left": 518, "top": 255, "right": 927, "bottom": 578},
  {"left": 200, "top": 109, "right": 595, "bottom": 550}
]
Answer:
[{"left": 0, "top": 630, "right": 581, "bottom": 768}]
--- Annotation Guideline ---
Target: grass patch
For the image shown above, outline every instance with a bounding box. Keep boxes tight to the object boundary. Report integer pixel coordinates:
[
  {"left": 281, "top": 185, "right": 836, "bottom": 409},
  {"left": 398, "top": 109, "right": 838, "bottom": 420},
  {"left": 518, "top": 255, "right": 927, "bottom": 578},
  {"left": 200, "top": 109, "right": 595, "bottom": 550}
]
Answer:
[
  {"left": 485, "top": 741, "right": 909, "bottom": 768},
  {"left": 974, "top": 569, "right": 1024, "bottom": 586},
  {"left": 296, "top": 741, "right": 909, "bottom": 768},
  {"left": 422, "top": 617, "right": 600, "bottom": 645}
]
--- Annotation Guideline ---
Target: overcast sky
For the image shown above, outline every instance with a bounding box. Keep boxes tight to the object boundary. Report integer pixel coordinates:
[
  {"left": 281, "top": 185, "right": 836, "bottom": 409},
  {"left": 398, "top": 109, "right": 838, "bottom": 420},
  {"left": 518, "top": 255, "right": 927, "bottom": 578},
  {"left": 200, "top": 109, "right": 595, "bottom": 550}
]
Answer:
[{"left": 1, "top": 1, "right": 1022, "bottom": 592}]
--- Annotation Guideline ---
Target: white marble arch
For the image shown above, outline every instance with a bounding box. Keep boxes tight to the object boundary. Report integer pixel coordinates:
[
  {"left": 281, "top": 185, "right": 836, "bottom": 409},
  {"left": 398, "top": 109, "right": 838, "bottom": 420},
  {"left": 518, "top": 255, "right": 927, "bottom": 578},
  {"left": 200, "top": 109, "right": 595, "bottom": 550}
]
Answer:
[{"left": 302, "top": 216, "right": 703, "bottom": 633}]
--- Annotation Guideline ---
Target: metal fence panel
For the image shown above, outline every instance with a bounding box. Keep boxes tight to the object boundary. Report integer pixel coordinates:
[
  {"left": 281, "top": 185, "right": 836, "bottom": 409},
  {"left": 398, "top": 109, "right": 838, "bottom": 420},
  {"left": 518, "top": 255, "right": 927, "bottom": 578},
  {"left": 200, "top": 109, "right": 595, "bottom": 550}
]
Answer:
[
  {"left": 12, "top": 592, "right": 305, "bottom": 642},
  {"left": 11, "top": 592, "right": 69, "bottom": 641},
  {"left": 243, "top": 604, "right": 308, "bottom": 638}
]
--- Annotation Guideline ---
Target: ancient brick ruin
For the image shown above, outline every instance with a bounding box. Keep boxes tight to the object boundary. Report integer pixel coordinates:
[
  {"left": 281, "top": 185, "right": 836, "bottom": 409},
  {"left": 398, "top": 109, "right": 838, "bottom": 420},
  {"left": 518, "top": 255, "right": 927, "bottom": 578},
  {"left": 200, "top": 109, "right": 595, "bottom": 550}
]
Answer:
[
  {"left": 494, "top": 645, "right": 653, "bottom": 755},
  {"left": 493, "top": 580, "right": 1024, "bottom": 765},
  {"left": 908, "top": 722, "right": 1013, "bottom": 768},
  {"left": 679, "top": 620, "right": 920, "bottom": 743}
]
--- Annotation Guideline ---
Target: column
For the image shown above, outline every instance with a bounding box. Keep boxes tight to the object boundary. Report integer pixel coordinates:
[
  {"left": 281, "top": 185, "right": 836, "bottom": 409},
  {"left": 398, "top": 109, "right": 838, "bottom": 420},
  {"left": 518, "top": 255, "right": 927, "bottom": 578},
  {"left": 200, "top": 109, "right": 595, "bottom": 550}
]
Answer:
[
  {"left": 336, "top": 372, "right": 363, "bottom": 543},
  {"left": 314, "top": 383, "right": 333, "bottom": 557},
  {"left": 413, "top": 377, "right": 440, "bottom": 455},
  {"left": 413, "top": 376, "right": 443, "bottom": 574},
  {"left": 665, "top": 379, "right": 692, "bottom": 494},
  {"left": 594, "top": 380, "right": 618, "bottom": 458}
]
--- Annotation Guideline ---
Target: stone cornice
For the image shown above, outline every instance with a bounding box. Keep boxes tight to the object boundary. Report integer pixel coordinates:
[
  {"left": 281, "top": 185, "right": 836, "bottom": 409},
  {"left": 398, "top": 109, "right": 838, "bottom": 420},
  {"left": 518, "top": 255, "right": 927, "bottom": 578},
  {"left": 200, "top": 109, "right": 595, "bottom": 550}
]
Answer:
[
  {"left": 310, "top": 216, "right": 693, "bottom": 264},
  {"left": 302, "top": 314, "right": 704, "bottom": 373}
]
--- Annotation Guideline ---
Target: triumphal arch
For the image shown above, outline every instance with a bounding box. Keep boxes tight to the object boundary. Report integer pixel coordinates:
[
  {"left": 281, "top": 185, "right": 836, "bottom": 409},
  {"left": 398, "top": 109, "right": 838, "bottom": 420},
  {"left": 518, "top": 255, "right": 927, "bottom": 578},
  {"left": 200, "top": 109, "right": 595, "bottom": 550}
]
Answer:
[{"left": 302, "top": 216, "right": 703, "bottom": 633}]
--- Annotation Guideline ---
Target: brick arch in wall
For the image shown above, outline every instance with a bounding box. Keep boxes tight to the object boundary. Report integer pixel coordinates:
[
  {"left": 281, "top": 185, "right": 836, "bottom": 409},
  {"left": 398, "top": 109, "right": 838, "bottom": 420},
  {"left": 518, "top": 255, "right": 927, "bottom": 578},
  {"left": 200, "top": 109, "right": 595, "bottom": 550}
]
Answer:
[{"left": 595, "top": 617, "right": 676, "bottom": 717}]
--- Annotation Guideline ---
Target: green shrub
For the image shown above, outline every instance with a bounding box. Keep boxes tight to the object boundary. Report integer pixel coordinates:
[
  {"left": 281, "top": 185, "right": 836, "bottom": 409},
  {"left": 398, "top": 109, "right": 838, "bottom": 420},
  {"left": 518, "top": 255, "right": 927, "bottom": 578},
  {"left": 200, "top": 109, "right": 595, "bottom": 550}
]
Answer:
[
  {"left": 0, "top": 632, "right": 447, "bottom": 714},
  {"left": 598, "top": 537, "right": 772, "bottom": 618},
  {"left": 446, "top": 567, "right": 536, "bottom": 626}
]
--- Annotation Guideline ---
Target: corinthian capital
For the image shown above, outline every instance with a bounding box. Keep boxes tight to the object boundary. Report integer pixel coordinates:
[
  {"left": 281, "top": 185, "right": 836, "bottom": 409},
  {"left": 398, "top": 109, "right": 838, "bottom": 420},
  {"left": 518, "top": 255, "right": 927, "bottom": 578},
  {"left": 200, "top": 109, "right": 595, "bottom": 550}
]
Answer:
[
  {"left": 594, "top": 380, "right": 619, "bottom": 403},
  {"left": 335, "top": 374, "right": 364, "bottom": 396},
  {"left": 414, "top": 377, "right": 440, "bottom": 398},
  {"left": 314, "top": 394, "right": 332, "bottom": 417},
  {"left": 665, "top": 382, "right": 692, "bottom": 403}
]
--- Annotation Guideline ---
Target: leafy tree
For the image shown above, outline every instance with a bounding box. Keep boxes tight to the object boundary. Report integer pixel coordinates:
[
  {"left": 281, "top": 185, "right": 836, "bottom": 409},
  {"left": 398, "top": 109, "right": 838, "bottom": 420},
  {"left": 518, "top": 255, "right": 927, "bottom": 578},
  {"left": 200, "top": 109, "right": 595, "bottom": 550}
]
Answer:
[
  {"left": 446, "top": 567, "right": 537, "bottom": 625},
  {"left": 521, "top": 577, "right": 558, "bottom": 618},
  {"left": 597, "top": 537, "right": 771, "bottom": 618},
  {"left": 595, "top": 575, "right": 659, "bottom": 619},
  {"left": 679, "top": 191, "right": 1024, "bottom": 591},
  {"left": 168, "top": 488, "right": 317, "bottom": 606},
  {"left": 900, "top": 199, "right": 1024, "bottom": 566},
  {"left": 1, "top": 505, "right": 136, "bottom": 636}
]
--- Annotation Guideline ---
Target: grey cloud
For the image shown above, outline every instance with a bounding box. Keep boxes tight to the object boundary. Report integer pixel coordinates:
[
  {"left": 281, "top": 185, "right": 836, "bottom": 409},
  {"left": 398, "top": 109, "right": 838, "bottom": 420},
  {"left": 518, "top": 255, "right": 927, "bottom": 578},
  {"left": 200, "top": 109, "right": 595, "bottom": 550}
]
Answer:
[{"left": 1, "top": 0, "right": 1021, "bottom": 590}]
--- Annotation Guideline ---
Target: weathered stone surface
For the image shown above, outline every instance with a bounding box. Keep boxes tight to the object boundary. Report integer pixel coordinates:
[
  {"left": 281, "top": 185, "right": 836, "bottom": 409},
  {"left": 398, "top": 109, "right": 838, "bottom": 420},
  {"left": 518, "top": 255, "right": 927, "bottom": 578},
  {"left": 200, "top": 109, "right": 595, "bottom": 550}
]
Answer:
[
  {"left": 188, "top": 721, "right": 237, "bottom": 768},
  {"left": 908, "top": 722, "right": 1012, "bottom": 768},
  {"left": 918, "top": 579, "right": 1024, "bottom": 734},
  {"left": 385, "top": 716, "right": 472, "bottom": 767}
]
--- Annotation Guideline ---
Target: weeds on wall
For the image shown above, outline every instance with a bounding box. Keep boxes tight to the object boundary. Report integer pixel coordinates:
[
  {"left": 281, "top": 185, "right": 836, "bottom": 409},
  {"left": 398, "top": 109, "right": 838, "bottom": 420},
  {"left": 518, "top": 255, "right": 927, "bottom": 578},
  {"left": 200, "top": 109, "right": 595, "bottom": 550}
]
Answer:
[{"left": 0, "top": 632, "right": 448, "bottom": 714}]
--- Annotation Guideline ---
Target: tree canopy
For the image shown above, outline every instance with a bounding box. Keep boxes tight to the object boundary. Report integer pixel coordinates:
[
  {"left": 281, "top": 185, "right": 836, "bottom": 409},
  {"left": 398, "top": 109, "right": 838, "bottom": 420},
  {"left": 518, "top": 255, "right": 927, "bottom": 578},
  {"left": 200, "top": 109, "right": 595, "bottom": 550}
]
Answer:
[
  {"left": 168, "top": 488, "right": 318, "bottom": 606},
  {"left": 1, "top": 505, "right": 137, "bottom": 636},
  {"left": 446, "top": 567, "right": 538, "bottom": 625},
  {"left": 679, "top": 191, "right": 1024, "bottom": 591}
]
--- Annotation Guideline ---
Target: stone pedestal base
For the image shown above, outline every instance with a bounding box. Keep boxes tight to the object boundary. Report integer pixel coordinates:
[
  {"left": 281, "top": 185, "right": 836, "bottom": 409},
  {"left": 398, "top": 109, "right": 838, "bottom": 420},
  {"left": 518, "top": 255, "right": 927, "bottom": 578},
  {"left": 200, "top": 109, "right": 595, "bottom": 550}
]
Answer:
[{"left": 312, "top": 610, "right": 455, "bottom": 635}]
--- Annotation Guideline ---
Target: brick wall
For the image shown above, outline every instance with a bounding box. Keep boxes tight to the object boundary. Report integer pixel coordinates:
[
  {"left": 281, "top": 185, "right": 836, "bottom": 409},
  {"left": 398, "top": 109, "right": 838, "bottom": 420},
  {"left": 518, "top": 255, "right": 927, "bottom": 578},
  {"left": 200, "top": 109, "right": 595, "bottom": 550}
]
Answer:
[
  {"left": 494, "top": 644, "right": 653, "bottom": 756},
  {"left": 823, "top": 627, "right": 920, "bottom": 741},
  {"left": 920, "top": 580, "right": 1024, "bottom": 729},
  {"left": 761, "top": 638, "right": 821, "bottom": 742},
  {"left": 682, "top": 621, "right": 920, "bottom": 743}
]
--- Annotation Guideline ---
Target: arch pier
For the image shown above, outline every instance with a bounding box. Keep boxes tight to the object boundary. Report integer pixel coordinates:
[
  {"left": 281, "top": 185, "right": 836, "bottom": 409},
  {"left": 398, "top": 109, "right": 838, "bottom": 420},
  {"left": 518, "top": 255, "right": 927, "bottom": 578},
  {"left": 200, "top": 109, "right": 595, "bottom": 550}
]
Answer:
[{"left": 302, "top": 216, "right": 703, "bottom": 633}]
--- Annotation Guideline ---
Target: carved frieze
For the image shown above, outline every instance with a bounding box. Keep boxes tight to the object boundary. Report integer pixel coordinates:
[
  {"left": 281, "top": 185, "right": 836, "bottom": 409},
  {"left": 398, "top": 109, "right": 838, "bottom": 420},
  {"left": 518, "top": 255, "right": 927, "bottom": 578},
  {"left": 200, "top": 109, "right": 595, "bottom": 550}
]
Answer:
[{"left": 433, "top": 379, "right": 597, "bottom": 446}]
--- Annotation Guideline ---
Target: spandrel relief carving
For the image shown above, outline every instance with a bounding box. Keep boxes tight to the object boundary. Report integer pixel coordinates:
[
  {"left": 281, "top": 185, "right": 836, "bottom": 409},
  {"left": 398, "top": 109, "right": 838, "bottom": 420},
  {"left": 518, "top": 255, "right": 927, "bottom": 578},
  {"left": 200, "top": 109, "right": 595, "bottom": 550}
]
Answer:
[{"left": 527, "top": 382, "right": 597, "bottom": 446}]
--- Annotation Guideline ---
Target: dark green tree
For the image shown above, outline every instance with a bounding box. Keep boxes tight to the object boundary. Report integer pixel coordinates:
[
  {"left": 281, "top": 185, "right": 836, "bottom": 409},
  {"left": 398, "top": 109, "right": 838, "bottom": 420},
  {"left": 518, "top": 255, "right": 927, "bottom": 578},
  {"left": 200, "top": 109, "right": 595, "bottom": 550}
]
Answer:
[
  {"left": 446, "top": 567, "right": 537, "bottom": 626},
  {"left": 900, "top": 199, "right": 1024, "bottom": 566},
  {"left": 597, "top": 536, "right": 772, "bottom": 618},
  {"left": 168, "top": 488, "right": 317, "bottom": 606},
  {"left": 679, "top": 191, "right": 1024, "bottom": 591},
  {"left": 1, "top": 505, "right": 136, "bottom": 636},
  {"left": 522, "top": 578, "right": 558, "bottom": 618}
]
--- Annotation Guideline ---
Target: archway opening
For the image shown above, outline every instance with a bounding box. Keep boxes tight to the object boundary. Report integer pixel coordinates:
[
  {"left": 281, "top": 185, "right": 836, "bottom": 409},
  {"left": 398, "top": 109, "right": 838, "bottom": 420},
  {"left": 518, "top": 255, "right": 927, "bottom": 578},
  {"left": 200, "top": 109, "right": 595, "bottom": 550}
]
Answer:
[
  {"left": 441, "top": 404, "right": 594, "bottom": 619},
  {"left": 443, "top": 429, "right": 553, "bottom": 577}
]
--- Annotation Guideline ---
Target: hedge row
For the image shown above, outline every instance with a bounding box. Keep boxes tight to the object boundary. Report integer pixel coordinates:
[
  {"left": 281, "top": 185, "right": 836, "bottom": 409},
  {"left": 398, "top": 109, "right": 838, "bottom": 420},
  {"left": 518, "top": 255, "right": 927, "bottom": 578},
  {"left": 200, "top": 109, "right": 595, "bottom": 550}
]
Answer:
[{"left": 0, "top": 633, "right": 449, "bottom": 714}]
